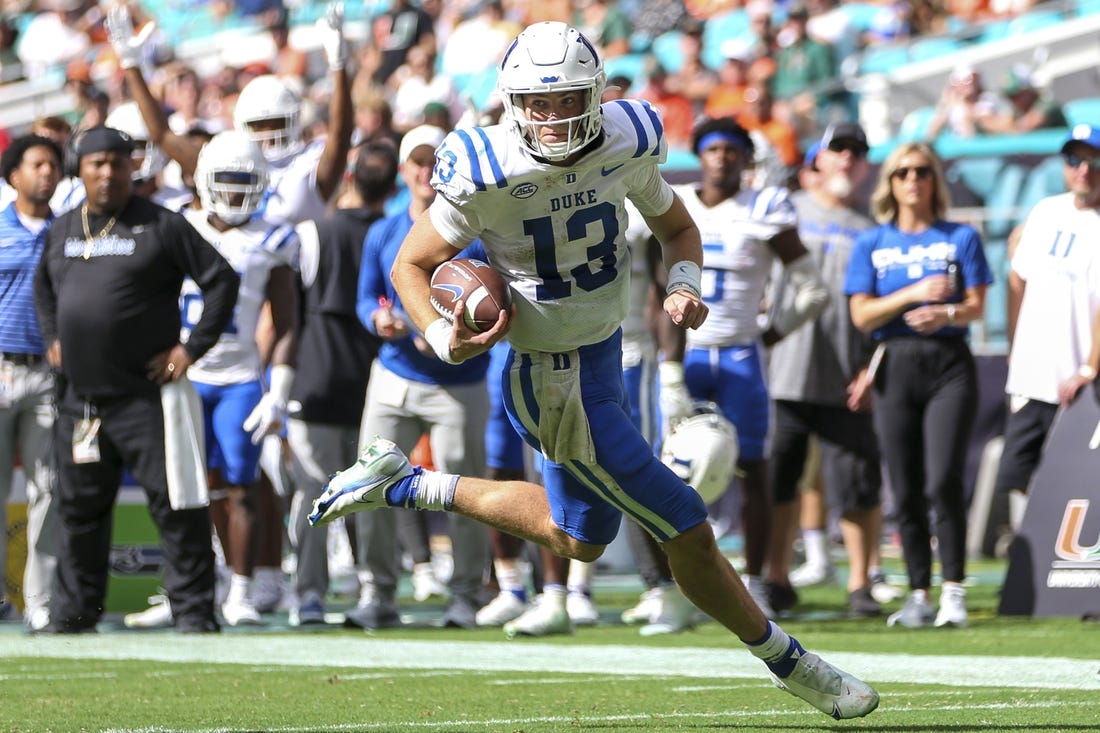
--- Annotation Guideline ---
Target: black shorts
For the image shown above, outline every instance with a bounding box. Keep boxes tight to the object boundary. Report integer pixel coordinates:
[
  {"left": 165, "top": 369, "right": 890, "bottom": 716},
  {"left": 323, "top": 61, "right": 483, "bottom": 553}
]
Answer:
[
  {"left": 994, "top": 397, "right": 1058, "bottom": 495},
  {"left": 770, "top": 400, "right": 882, "bottom": 513}
]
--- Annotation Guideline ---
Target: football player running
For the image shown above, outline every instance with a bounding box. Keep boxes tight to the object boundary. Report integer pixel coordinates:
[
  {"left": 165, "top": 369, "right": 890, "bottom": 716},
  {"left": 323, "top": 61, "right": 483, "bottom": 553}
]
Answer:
[{"left": 310, "top": 21, "right": 878, "bottom": 720}]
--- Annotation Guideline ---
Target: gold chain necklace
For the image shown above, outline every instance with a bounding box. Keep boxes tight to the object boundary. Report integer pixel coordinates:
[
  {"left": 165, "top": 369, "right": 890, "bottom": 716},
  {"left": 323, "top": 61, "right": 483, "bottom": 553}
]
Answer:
[{"left": 80, "top": 202, "right": 118, "bottom": 260}]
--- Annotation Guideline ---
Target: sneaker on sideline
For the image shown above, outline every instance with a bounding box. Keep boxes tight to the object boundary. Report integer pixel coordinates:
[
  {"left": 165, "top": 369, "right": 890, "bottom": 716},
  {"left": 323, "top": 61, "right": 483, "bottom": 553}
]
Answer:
[
  {"left": 566, "top": 591, "right": 599, "bottom": 626},
  {"left": 221, "top": 597, "right": 262, "bottom": 626},
  {"left": 869, "top": 570, "right": 904, "bottom": 604},
  {"left": 620, "top": 587, "right": 662, "bottom": 625},
  {"left": 789, "top": 562, "right": 837, "bottom": 588},
  {"left": 934, "top": 582, "right": 968, "bottom": 628},
  {"left": 771, "top": 649, "right": 880, "bottom": 720},
  {"left": 124, "top": 595, "right": 173, "bottom": 629},
  {"left": 411, "top": 562, "right": 448, "bottom": 602},
  {"left": 343, "top": 600, "right": 401, "bottom": 630},
  {"left": 886, "top": 589, "right": 935, "bottom": 628},
  {"left": 847, "top": 586, "right": 882, "bottom": 619},
  {"left": 639, "top": 585, "right": 697, "bottom": 636},
  {"left": 309, "top": 438, "right": 414, "bottom": 525},
  {"left": 289, "top": 591, "right": 326, "bottom": 626},
  {"left": 252, "top": 570, "right": 287, "bottom": 614},
  {"left": 503, "top": 594, "right": 572, "bottom": 638},
  {"left": 24, "top": 606, "right": 50, "bottom": 632},
  {"left": 476, "top": 591, "right": 528, "bottom": 627}
]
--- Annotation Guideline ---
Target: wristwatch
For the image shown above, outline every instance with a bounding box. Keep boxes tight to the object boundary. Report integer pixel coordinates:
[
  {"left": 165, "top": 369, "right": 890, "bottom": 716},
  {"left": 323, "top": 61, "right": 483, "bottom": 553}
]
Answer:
[
  {"left": 945, "top": 304, "right": 956, "bottom": 326},
  {"left": 1078, "top": 364, "right": 1097, "bottom": 380}
]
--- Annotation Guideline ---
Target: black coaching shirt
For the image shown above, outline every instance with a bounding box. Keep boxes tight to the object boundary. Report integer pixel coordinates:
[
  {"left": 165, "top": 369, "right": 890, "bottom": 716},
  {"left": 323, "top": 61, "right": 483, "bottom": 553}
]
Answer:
[{"left": 34, "top": 195, "right": 239, "bottom": 399}]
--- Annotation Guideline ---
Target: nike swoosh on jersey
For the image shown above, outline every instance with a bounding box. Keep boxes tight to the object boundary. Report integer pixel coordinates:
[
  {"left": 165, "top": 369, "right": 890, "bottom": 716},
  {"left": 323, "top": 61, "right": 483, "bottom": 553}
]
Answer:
[{"left": 601, "top": 164, "right": 625, "bottom": 176}]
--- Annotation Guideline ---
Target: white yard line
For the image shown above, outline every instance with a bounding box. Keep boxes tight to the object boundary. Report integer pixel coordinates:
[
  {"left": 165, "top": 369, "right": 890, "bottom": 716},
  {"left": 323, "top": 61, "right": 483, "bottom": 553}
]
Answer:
[{"left": 4, "top": 634, "right": 1097, "bottom": 691}]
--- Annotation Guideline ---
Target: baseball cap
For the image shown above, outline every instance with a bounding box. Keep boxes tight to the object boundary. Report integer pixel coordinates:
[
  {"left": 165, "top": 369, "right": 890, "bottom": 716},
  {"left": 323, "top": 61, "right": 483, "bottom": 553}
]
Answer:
[
  {"left": 1061, "top": 124, "right": 1100, "bottom": 154},
  {"left": 398, "top": 124, "right": 447, "bottom": 163},
  {"left": 720, "top": 38, "right": 756, "bottom": 64},
  {"left": 75, "top": 126, "right": 135, "bottom": 160},
  {"left": 819, "top": 121, "right": 869, "bottom": 155},
  {"left": 1001, "top": 64, "right": 1035, "bottom": 95},
  {"left": 803, "top": 141, "right": 822, "bottom": 170}
]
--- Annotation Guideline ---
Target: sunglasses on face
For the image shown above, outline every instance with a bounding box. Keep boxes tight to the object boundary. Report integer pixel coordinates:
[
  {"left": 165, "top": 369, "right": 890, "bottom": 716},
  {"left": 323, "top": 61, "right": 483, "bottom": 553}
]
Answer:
[
  {"left": 1063, "top": 153, "right": 1100, "bottom": 173},
  {"left": 892, "top": 165, "right": 933, "bottom": 181},
  {"left": 826, "top": 139, "right": 867, "bottom": 158}
]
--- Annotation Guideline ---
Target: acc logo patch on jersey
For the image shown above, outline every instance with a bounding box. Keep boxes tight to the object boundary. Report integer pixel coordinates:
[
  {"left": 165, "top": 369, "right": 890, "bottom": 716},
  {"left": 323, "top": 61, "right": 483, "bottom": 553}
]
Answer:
[{"left": 511, "top": 182, "right": 538, "bottom": 199}]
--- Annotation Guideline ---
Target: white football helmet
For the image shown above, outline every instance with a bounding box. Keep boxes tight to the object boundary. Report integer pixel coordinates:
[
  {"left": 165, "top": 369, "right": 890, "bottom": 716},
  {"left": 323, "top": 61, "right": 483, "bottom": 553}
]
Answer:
[
  {"left": 105, "top": 101, "right": 167, "bottom": 182},
  {"left": 497, "top": 22, "right": 606, "bottom": 161},
  {"left": 233, "top": 74, "right": 303, "bottom": 161},
  {"left": 661, "top": 403, "right": 738, "bottom": 504},
  {"left": 195, "top": 131, "right": 269, "bottom": 225}
]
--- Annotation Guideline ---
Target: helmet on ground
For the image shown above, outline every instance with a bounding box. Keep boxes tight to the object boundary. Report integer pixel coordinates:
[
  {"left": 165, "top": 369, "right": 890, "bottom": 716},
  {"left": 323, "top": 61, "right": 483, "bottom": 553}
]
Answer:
[
  {"left": 497, "top": 21, "right": 606, "bottom": 161},
  {"left": 660, "top": 403, "right": 738, "bottom": 504},
  {"left": 233, "top": 74, "right": 303, "bottom": 161},
  {"left": 195, "top": 130, "right": 269, "bottom": 225},
  {"left": 104, "top": 101, "right": 167, "bottom": 181}
]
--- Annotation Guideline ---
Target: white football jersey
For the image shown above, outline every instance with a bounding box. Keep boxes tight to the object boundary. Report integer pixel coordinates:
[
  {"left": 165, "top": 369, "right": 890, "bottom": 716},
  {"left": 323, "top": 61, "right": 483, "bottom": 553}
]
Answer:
[
  {"left": 181, "top": 210, "right": 300, "bottom": 385},
  {"left": 674, "top": 184, "right": 797, "bottom": 348},
  {"left": 429, "top": 99, "right": 675, "bottom": 354},
  {"left": 621, "top": 199, "right": 656, "bottom": 369},
  {"left": 262, "top": 139, "right": 328, "bottom": 226}
]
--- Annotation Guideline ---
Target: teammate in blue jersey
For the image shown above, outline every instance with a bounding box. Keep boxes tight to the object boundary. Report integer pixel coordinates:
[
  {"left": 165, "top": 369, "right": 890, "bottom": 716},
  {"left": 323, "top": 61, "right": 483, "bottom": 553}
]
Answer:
[{"left": 310, "top": 21, "right": 878, "bottom": 720}]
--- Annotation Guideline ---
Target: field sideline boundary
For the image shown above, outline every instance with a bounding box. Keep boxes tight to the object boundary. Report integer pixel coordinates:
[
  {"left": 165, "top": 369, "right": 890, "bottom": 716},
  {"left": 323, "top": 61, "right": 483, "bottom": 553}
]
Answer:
[{"left": 4, "top": 634, "right": 1097, "bottom": 690}]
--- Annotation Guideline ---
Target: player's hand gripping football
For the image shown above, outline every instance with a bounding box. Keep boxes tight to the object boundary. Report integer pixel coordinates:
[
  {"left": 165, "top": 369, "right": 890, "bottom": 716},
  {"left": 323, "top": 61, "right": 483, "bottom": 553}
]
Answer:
[
  {"left": 664, "top": 289, "right": 709, "bottom": 330},
  {"left": 445, "top": 299, "right": 513, "bottom": 363}
]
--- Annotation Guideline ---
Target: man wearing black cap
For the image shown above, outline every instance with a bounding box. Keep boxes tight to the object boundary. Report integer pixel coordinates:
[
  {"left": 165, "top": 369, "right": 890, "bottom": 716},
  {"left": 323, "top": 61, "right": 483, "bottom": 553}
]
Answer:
[
  {"left": 993, "top": 124, "right": 1100, "bottom": 538},
  {"left": 33, "top": 125, "right": 240, "bottom": 633}
]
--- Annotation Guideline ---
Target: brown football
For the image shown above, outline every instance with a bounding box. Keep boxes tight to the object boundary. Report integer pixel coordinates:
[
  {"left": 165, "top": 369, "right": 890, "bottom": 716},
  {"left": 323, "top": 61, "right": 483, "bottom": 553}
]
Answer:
[{"left": 429, "top": 258, "right": 511, "bottom": 333}]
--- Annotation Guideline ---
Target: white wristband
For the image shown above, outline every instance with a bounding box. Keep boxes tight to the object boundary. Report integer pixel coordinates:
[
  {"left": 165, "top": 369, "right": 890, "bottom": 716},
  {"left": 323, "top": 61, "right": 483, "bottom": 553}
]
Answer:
[
  {"left": 666, "top": 261, "right": 702, "bottom": 298},
  {"left": 424, "top": 318, "right": 460, "bottom": 365},
  {"left": 658, "top": 360, "right": 684, "bottom": 386}
]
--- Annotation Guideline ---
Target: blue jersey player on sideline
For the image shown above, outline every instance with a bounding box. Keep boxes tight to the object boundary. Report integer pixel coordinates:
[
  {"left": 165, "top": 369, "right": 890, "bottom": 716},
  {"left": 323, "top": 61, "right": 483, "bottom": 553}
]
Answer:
[{"left": 309, "top": 21, "right": 878, "bottom": 720}]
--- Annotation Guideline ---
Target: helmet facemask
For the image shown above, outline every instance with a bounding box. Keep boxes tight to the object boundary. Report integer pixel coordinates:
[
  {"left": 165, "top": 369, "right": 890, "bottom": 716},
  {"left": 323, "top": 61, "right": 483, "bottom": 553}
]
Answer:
[
  {"left": 497, "top": 22, "right": 606, "bottom": 161},
  {"left": 196, "top": 131, "right": 270, "bottom": 226},
  {"left": 233, "top": 75, "right": 304, "bottom": 162}
]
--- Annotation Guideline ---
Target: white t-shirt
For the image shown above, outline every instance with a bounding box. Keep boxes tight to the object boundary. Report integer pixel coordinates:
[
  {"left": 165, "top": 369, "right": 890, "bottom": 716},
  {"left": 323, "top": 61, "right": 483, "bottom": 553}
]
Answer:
[{"left": 1006, "top": 192, "right": 1100, "bottom": 403}]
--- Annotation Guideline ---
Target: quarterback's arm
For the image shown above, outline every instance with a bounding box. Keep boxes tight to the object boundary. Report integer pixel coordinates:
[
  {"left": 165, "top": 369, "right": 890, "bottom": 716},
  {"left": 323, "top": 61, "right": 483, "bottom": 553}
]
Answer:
[
  {"left": 391, "top": 209, "right": 508, "bottom": 363},
  {"left": 643, "top": 193, "right": 708, "bottom": 330}
]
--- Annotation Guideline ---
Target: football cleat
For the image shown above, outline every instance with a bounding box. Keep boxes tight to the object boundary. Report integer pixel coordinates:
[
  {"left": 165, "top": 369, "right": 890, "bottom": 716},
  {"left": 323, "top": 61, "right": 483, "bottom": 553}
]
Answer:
[
  {"left": 566, "top": 591, "right": 600, "bottom": 626},
  {"left": 621, "top": 587, "right": 663, "bottom": 625},
  {"left": 476, "top": 592, "right": 528, "bottom": 627},
  {"left": 771, "top": 650, "right": 880, "bottom": 720},
  {"left": 503, "top": 594, "right": 573, "bottom": 638},
  {"left": 639, "top": 584, "right": 697, "bottom": 637},
  {"left": 934, "top": 583, "right": 968, "bottom": 628},
  {"left": 123, "top": 595, "right": 173, "bottom": 629},
  {"left": 309, "top": 438, "right": 414, "bottom": 525}
]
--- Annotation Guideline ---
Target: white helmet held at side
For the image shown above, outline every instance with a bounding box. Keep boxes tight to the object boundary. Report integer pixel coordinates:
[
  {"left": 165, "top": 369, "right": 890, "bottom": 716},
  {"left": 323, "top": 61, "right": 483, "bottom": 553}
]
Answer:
[
  {"left": 497, "top": 21, "right": 606, "bottom": 161},
  {"left": 195, "top": 130, "right": 269, "bottom": 225},
  {"left": 104, "top": 101, "right": 167, "bottom": 181},
  {"left": 661, "top": 403, "right": 738, "bottom": 504},
  {"left": 233, "top": 74, "right": 303, "bottom": 161}
]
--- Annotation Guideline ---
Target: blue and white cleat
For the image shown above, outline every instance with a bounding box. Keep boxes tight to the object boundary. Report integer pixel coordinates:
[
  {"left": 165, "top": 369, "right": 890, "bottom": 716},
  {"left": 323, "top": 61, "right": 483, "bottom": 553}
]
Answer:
[
  {"left": 771, "top": 651, "right": 880, "bottom": 720},
  {"left": 308, "top": 438, "right": 413, "bottom": 525}
]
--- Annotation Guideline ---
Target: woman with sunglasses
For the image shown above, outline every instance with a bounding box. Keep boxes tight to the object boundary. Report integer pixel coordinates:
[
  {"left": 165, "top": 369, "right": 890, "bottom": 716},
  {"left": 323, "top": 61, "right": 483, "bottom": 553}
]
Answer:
[{"left": 843, "top": 142, "right": 993, "bottom": 629}]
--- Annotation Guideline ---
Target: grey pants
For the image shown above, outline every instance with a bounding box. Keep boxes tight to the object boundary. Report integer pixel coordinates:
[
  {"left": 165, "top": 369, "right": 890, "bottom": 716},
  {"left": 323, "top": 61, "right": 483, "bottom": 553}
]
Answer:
[
  {"left": 355, "top": 361, "right": 490, "bottom": 604},
  {"left": 0, "top": 362, "right": 57, "bottom": 618}
]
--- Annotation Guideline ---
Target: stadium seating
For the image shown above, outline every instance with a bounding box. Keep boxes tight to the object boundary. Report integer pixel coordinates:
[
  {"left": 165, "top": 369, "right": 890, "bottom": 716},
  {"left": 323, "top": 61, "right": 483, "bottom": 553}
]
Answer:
[
  {"left": 898, "top": 106, "right": 936, "bottom": 142},
  {"left": 1063, "top": 97, "right": 1100, "bottom": 127}
]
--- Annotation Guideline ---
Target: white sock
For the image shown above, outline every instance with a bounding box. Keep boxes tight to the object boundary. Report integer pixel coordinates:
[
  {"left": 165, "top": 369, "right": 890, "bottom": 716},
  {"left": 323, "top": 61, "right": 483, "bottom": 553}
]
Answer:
[
  {"left": 410, "top": 469, "right": 459, "bottom": 510},
  {"left": 802, "top": 528, "right": 830, "bottom": 568},
  {"left": 494, "top": 561, "right": 526, "bottom": 595},
  {"left": 227, "top": 574, "right": 251, "bottom": 605}
]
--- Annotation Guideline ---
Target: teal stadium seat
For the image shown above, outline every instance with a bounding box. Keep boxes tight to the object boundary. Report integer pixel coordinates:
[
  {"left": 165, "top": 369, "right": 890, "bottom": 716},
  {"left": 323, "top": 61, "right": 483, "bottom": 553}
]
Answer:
[
  {"left": 1076, "top": 0, "right": 1100, "bottom": 16},
  {"left": 983, "top": 162, "right": 1028, "bottom": 239},
  {"left": 952, "top": 156, "right": 1004, "bottom": 202},
  {"left": 981, "top": 238, "right": 1009, "bottom": 343},
  {"left": 1063, "top": 97, "right": 1100, "bottom": 127},
  {"left": 839, "top": 2, "right": 885, "bottom": 32},
  {"left": 1003, "top": 8, "right": 1066, "bottom": 36},
  {"left": 899, "top": 106, "right": 936, "bottom": 142},
  {"left": 908, "top": 37, "right": 964, "bottom": 62},
  {"left": 604, "top": 53, "right": 648, "bottom": 87},
  {"left": 1016, "top": 156, "right": 1065, "bottom": 214},
  {"left": 858, "top": 44, "right": 910, "bottom": 75},
  {"left": 701, "top": 9, "right": 749, "bottom": 70},
  {"left": 650, "top": 30, "right": 685, "bottom": 74}
]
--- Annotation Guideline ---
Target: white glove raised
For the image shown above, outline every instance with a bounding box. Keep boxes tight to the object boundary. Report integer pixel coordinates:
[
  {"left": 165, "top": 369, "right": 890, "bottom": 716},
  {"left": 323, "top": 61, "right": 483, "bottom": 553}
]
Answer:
[
  {"left": 105, "top": 4, "right": 156, "bottom": 71},
  {"left": 317, "top": 1, "right": 347, "bottom": 71},
  {"left": 658, "top": 361, "right": 693, "bottom": 430},
  {"left": 242, "top": 365, "right": 295, "bottom": 445}
]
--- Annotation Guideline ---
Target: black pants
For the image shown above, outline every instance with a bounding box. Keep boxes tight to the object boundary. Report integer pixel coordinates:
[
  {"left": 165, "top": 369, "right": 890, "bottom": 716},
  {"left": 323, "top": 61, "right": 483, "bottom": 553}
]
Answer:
[
  {"left": 872, "top": 337, "right": 977, "bottom": 590},
  {"left": 51, "top": 387, "right": 216, "bottom": 629}
]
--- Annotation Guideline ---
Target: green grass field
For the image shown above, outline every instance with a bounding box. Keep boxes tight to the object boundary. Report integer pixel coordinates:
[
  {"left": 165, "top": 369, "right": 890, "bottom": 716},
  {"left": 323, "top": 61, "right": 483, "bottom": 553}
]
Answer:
[{"left": 3, "top": 558, "right": 1097, "bottom": 733}]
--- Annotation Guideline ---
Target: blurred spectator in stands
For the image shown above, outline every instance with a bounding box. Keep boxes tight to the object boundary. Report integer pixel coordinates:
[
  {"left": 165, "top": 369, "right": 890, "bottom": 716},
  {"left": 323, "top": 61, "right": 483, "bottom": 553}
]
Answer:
[
  {"left": 944, "top": 0, "right": 995, "bottom": 28},
  {"left": 161, "top": 64, "right": 226, "bottom": 137},
  {"left": 421, "top": 101, "right": 453, "bottom": 131},
  {"left": 739, "top": 82, "right": 800, "bottom": 169},
  {"left": 268, "top": 7, "right": 308, "bottom": 82},
  {"left": 981, "top": 65, "right": 1067, "bottom": 134},
  {"left": 0, "top": 15, "right": 21, "bottom": 82},
  {"left": 704, "top": 38, "right": 754, "bottom": 119},
  {"left": 573, "top": 0, "right": 631, "bottom": 59},
  {"left": 926, "top": 65, "right": 1000, "bottom": 139},
  {"left": 212, "top": 0, "right": 285, "bottom": 29},
  {"left": 352, "top": 84, "right": 401, "bottom": 149},
  {"left": 635, "top": 62, "right": 694, "bottom": 150},
  {"left": 910, "top": 0, "right": 949, "bottom": 35},
  {"left": 628, "top": 0, "right": 687, "bottom": 49},
  {"left": 389, "top": 45, "right": 462, "bottom": 134},
  {"left": 806, "top": 0, "right": 860, "bottom": 67},
  {"left": 745, "top": 1, "right": 779, "bottom": 87},
  {"left": 603, "top": 74, "right": 632, "bottom": 102},
  {"left": 684, "top": 0, "right": 739, "bottom": 18},
  {"left": 863, "top": 0, "right": 911, "bottom": 46},
  {"left": 665, "top": 18, "right": 717, "bottom": 116},
  {"left": 441, "top": 0, "right": 519, "bottom": 80},
  {"left": 371, "top": 0, "right": 435, "bottom": 87},
  {"left": 773, "top": 2, "right": 836, "bottom": 140},
  {"left": 16, "top": 0, "right": 91, "bottom": 79},
  {"left": 989, "top": 0, "right": 1038, "bottom": 19}
]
